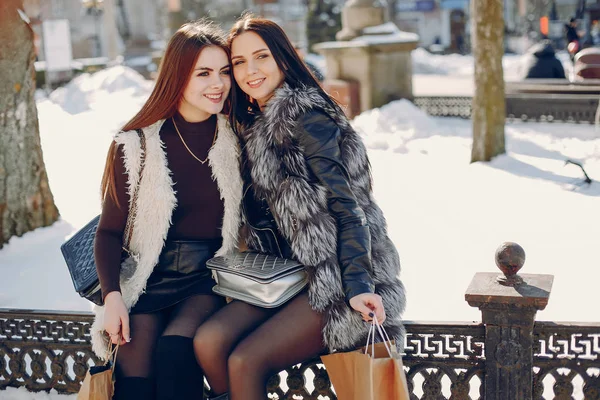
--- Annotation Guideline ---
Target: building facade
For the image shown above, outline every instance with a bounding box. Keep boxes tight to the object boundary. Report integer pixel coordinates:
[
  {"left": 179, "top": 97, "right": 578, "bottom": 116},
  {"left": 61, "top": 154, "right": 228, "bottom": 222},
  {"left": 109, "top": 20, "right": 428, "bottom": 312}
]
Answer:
[
  {"left": 393, "top": 0, "right": 470, "bottom": 51},
  {"left": 392, "top": 0, "right": 591, "bottom": 53}
]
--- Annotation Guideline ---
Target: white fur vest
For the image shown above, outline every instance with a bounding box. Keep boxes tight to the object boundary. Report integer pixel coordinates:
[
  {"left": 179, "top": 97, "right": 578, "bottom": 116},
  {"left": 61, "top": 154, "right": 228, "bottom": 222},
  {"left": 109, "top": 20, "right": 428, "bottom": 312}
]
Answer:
[
  {"left": 242, "top": 84, "right": 406, "bottom": 351},
  {"left": 91, "top": 114, "right": 243, "bottom": 358}
]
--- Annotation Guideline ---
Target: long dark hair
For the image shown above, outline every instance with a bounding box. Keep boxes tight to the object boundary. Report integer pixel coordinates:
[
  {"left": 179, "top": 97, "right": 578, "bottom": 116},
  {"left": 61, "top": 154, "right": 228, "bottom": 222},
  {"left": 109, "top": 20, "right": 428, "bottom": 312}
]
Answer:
[
  {"left": 227, "top": 13, "right": 342, "bottom": 133},
  {"left": 101, "top": 20, "right": 229, "bottom": 207}
]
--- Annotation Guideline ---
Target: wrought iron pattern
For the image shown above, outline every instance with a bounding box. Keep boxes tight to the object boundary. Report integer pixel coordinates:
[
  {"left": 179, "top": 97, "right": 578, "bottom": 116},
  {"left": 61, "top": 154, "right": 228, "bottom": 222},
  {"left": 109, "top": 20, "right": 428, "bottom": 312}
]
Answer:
[
  {"left": 533, "top": 322, "right": 600, "bottom": 400},
  {"left": 0, "top": 309, "right": 101, "bottom": 393},
  {"left": 505, "top": 94, "right": 598, "bottom": 124},
  {"left": 413, "top": 95, "right": 599, "bottom": 124},
  {"left": 403, "top": 322, "right": 486, "bottom": 400},
  {"left": 266, "top": 361, "right": 336, "bottom": 399},
  {"left": 413, "top": 96, "right": 472, "bottom": 119},
  {"left": 1, "top": 310, "right": 488, "bottom": 399},
  {"left": 3, "top": 309, "right": 600, "bottom": 399}
]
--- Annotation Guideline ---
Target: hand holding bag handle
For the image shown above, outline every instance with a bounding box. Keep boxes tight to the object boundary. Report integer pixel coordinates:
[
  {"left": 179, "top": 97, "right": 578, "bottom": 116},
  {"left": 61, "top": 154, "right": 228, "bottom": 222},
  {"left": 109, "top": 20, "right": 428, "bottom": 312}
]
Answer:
[
  {"left": 77, "top": 343, "right": 120, "bottom": 400},
  {"left": 320, "top": 315, "right": 409, "bottom": 400},
  {"left": 366, "top": 316, "right": 410, "bottom": 400}
]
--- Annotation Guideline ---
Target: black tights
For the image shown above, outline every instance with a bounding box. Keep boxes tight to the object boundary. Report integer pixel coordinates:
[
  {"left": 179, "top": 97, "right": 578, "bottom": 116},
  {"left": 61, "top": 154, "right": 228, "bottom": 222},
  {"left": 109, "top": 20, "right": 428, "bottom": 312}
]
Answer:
[
  {"left": 193, "top": 292, "right": 326, "bottom": 400},
  {"left": 114, "top": 294, "right": 224, "bottom": 396}
]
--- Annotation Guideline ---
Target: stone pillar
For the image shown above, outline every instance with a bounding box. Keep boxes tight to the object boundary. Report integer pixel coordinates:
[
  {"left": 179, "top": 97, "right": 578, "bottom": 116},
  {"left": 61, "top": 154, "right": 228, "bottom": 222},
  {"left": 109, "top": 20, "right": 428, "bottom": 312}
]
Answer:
[
  {"left": 336, "top": 0, "right": 386, "bottom": 41},
  {"left": 465, "top": 242, "right": 554, "bottom": 400},
  {"left": 314, "top": 0, "right": 419, "bottom": 112}
]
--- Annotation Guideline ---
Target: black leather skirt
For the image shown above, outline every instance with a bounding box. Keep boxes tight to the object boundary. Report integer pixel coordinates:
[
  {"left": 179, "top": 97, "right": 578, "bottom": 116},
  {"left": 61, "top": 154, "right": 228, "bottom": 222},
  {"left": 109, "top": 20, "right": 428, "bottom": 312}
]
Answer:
[{"left": 130, "top": 239, "right": 222, "bottom": 315}]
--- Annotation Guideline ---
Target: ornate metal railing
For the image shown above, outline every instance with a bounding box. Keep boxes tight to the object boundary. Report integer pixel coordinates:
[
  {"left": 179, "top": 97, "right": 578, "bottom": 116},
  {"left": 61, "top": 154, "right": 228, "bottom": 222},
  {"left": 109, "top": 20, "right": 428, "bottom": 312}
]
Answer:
[
  {"left": 402, "top": 322, "right": 485, "bottom": 399},
  {"left": 0, "top": 309, "right": 99, "bottom": 394},
  {"left": 413, "top": 95, "right": 599, "bottom": 124},
  {"left": 533, "top": 322, "right": 600, "bottom": 399},
  {"left": 1, "top": 309, "right": 598, "bottom": 399}
]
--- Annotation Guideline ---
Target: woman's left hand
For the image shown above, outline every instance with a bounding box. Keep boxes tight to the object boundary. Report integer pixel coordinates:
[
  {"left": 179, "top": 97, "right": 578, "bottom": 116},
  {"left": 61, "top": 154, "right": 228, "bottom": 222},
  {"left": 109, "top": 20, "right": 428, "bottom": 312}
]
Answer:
[{"left": 349, "top": 293, "right": 386, "bottom": 324}]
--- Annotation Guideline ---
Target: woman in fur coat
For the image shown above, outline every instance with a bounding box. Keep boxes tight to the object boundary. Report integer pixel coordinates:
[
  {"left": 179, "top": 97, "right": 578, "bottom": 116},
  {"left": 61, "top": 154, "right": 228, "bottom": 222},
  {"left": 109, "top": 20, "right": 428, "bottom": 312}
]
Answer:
[
  {"left": 91, "top": 21, "right": 243, "bottom": 400},
  {"left": 193, "top": 15, "right": 406, "bottom": 400}
]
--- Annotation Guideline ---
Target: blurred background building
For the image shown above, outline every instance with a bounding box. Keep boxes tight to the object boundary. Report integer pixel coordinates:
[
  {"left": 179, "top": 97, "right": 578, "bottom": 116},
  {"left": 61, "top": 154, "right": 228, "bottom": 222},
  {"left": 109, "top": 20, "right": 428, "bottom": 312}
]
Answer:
[
  {"left": 393, "top": 0, "right": 597, "bottom": 53},
  {"left": 21, "top": 0, "right": 600, "bottom": 70}
]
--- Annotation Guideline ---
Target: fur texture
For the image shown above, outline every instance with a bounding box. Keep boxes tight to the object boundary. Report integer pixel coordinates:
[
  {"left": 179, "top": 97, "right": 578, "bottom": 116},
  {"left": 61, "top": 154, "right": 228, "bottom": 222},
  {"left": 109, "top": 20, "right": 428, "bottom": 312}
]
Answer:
[
  {"left": 91, "top": 114, "right": 243, "bottom": 358},
  {"left": 243, "top": 84, "right": 406, "bottom": 351}
]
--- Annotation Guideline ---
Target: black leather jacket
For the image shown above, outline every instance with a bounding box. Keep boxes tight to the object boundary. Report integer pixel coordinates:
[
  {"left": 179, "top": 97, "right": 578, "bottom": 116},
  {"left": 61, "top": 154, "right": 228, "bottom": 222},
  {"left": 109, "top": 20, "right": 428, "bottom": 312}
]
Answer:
[
  {"left": 241, "top": 179, "right": 295, "bottom": 260},
  {"left": 241, "top": 110, "right": 375, "bottom": 302}
]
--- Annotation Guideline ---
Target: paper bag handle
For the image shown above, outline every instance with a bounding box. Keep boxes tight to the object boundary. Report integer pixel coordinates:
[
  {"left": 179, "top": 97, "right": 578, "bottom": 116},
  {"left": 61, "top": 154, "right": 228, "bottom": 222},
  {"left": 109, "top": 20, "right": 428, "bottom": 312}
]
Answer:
[
  {"left": 106, "top": 343, "right": 120, "bottom": 372},
  {"left": 364, "top": 316, "right": 394, "bottom": 358}
]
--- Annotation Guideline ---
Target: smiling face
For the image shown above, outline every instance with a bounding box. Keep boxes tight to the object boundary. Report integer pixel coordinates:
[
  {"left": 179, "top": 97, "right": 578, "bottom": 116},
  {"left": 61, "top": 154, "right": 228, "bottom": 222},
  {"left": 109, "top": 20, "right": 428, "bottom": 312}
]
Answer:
[
  {"left": 178, "top": 45, "right": 231, "bottom": 122},
  {"left": 230, "top": 31, "right": 285, "bottom": 108}
]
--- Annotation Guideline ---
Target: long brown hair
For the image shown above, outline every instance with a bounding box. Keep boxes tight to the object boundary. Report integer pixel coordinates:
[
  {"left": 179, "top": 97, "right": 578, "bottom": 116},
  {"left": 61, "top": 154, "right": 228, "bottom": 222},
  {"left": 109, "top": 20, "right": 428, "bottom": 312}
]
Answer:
[
  {"left": 227, "top": 13, "right": 343, "bottom": 132},
  {"left": 101, "top": 20, "right": 229, "bottom": 206}
]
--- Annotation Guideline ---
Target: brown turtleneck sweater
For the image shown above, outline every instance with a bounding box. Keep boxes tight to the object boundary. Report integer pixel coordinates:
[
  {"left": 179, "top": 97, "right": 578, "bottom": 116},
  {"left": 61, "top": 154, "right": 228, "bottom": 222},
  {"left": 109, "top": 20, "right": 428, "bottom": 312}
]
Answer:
[{"left": 94, "top": 113, "right": 225, "bottom": 299}]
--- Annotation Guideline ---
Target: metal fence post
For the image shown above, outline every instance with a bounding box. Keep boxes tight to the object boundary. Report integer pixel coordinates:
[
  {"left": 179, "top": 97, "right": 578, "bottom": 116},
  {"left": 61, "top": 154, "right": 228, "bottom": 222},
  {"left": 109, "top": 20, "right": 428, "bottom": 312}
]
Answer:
[{"left": 465, "top": 242, "right": 554, "bottom": 400}]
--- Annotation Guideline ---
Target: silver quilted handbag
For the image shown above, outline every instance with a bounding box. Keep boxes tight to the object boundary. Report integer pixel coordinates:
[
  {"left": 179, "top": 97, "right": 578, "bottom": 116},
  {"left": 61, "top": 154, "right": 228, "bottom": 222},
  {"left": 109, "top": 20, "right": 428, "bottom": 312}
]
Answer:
[{"left": 206, "top": 252, "right": 308, "bottom": 308}]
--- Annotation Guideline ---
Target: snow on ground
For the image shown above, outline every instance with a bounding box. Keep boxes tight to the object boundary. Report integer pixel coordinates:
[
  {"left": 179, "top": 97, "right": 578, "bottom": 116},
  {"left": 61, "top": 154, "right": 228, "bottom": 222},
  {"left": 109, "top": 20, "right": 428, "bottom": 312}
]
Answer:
[
  {"left": 0, "top": 67, "right": 151, "bottom": 313},
  {"left": 412, "top": 74, "right": 475, "bottom": 96},
  {"left": 1, "top": 64, "right": 598, "bottom": 322},
  {"left": 310, "top": 44, "right": 572, "bottom": 81},
  {"left": 411, "top": 47, "right": 575, "bottom": 96},
  {"left": 0, "top": 388, "right": 75, "bottom": 400},
  {"left": 354, "top": 100, "right": 600, "bottom": 324},
  {"left": 311, "top": 46, "right": 575, "bottom": 96},
  {"left": 411, "top": 46, "right": 574, "bottom": 80},
  {"left": 0, "top": 65, "right": 599, "bottom": 397},
  {"left": 49, "top": 65, "right": 153, "bottom": 115}
]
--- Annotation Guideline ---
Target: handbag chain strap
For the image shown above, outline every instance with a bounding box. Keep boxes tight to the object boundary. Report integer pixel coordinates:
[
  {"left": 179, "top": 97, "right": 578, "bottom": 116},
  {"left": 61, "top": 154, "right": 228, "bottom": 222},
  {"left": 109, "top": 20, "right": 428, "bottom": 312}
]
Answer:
[{"left": 122, "top": 129, "right": 147, "bottom": 249}]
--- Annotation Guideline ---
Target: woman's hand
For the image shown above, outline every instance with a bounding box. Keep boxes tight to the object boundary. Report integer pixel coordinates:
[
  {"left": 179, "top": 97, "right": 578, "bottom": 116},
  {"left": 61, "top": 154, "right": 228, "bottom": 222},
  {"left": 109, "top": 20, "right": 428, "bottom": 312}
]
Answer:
[
  {"left": 349, "top": 293, "right": 386, "bottom": 324},
  {"left": 103, "top": 291, "right": 131, "bottom": 345}
]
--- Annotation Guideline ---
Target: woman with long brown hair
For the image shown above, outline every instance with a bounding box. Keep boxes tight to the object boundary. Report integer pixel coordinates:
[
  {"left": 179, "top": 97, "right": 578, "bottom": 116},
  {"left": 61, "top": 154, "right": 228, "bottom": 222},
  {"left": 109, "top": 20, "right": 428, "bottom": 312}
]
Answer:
[
  {"left": 193, "top": 14, "right": 406, "bottom": 400},
  {"left": 90, "top": 20, "right": 243, "bottom": 400}
]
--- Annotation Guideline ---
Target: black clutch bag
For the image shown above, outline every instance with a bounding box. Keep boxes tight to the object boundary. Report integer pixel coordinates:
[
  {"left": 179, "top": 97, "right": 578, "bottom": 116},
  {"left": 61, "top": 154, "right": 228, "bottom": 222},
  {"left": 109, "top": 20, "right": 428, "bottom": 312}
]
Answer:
[
  {"left": 60, "top": 129, "right": 146, "bottom": 305},
  {"left": 61, "top": 215, "right": 104, "bottom": 305}
]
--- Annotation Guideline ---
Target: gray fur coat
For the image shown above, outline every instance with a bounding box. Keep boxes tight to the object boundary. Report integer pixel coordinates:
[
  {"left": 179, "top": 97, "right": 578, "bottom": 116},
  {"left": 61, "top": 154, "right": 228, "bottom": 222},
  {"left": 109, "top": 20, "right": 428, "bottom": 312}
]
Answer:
[{"left": 242, "top": 83, "right": 406, "bottom": 351}]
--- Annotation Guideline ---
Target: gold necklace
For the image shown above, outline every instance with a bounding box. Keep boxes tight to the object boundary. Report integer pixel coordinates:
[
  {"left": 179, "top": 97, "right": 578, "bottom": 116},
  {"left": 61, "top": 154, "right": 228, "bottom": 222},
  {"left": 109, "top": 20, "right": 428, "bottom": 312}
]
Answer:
[{"left": 172, "top": 117, "right": 217, "bottom": 165}]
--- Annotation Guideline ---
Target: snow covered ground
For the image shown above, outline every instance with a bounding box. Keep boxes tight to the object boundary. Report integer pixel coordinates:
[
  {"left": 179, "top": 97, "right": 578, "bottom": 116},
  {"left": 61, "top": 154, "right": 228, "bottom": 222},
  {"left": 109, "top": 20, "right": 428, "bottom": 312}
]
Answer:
[
  {"left": 0, "top": 388, "right": 74, "bottom": 400},
  {"left": 2, "top": 63, "right": 599, "bottom": 322},
  {"left": 308, "top": 47, "right": 575, "bottom": 96},
  {"left": 1, "top": 64, "right": 598, "bottom": 399},
  {"left": 411, "top": 47, "right": 575, "bottom": 96},
  {"left": 411, "top": 47, "right": 573, "bottom": 80}
]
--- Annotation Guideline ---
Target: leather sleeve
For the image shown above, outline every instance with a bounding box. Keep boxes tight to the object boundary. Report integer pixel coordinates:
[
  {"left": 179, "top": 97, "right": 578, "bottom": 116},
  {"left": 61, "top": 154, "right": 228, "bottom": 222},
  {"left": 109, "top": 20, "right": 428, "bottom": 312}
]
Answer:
[{"left": 296, "top": 110, "right": 375, "bottom": 303}]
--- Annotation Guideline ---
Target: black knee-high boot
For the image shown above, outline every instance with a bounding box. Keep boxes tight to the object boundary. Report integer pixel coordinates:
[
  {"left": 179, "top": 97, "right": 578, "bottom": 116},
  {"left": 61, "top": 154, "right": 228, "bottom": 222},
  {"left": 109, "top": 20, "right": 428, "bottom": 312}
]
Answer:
[
  {"left": 113, "top": 377, "right": 155, "bottom": 400},
  {"left": 155, "top": 335, "right": 204, "bottom": 400}
]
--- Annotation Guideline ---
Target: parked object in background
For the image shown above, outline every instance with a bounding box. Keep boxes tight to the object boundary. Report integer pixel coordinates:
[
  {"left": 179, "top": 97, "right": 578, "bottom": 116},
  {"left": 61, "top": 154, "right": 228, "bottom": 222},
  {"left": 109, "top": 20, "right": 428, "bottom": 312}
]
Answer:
[
  {"left": 321, "top": 79, "right": 360, "bottom": 119},
  {"left": 573, "top": 47, "right": 600, "bottom": 80},
  {"left": 521, "top": 40, "right": 566, "bottom": 80}
]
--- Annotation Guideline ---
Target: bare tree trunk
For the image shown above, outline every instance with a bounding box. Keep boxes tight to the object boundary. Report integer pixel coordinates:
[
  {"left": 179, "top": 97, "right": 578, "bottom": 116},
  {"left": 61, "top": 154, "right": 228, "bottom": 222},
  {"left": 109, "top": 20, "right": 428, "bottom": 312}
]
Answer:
[
  {"left": 471, "top": 0, "right": 506, "bottom": 163},
  {"left": 0, "top": 0, "right": 59, "bottom": 248}
]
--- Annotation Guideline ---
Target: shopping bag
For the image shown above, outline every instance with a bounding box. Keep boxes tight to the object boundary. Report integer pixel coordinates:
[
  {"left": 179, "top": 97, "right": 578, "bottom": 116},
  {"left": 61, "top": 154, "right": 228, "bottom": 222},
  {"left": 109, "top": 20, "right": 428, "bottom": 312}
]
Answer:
[
  {"left": 321, "top": 318, "right": 409, "bottom": 400},
  {"left": 77, "top": 344, "right": 119, "bottom": 400}
]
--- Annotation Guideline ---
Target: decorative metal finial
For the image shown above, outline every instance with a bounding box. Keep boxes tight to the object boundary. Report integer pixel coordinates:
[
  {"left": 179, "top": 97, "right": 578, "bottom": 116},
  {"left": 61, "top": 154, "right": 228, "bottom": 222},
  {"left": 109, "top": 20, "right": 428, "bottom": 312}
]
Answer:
[{"left": 495, "top": 242, "right": 525, "bottom": 286}]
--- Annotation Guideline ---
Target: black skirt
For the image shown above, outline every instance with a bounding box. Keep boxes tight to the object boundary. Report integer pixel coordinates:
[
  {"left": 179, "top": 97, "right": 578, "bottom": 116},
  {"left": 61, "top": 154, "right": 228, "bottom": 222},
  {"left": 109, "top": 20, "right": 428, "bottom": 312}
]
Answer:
[{"left": 130, "top": 239, "right": 222, "bottom": 314}]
